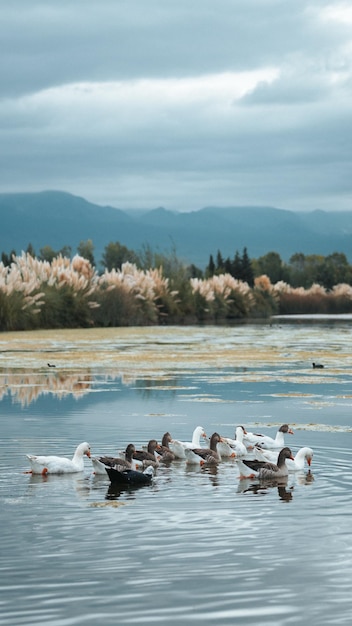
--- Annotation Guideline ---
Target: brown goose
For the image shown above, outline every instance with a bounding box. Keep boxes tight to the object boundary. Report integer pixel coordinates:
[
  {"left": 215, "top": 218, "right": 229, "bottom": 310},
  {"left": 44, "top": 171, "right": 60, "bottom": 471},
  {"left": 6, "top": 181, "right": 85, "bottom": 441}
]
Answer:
[
  {"left": 91, "top": 443, "right": 137, "bottom": 475},
  {"left": 184, "top": 432, "right": 223, "bottom": 466},
  {"left": 133, "top": 439, "right": 161, "bottom": 468},
  {"left": 157, "top": 432, "right": 176, "bottom": 462},
  {"left": 237, "top": 447, "right": 295, "bottom": 479}
]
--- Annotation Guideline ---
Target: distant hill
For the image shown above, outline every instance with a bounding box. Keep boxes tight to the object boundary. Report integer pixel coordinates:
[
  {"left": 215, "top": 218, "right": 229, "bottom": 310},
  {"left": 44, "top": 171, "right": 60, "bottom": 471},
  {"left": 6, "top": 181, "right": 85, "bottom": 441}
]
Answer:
[{"left": 1, "top": 190, "right": 352, "bottom": 269}]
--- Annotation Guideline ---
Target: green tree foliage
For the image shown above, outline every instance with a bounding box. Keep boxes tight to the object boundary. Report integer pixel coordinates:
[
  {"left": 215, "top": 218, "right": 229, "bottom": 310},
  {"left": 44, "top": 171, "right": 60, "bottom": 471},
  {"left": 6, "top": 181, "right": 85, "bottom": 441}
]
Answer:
[
  {"left": 26, "top": 243, "right": 36, "bottom": 257},
  {"left": 287, "top": 253, "right": 352, "bottom": 289},
  {"left": 241, "top": 247, "right": 254, "bottom": 286},
  {"left": 253, "top": 251, "right": 288, "bottom": 284},
  {"left": 317, "top": 253, "right": 352, "bottom": 289},
  {"left": 1, "top": 250, "right": 16, "bottom": 266},
  {"left": 207, "top": 247, "right": 254, "bottom": 285},
  {"left": 232, "top": 251, "right": 242, "bottom": 279},
  {"left": 101, "top": 241, "right": 139, "bottom": 271},
  {"left": 39, "top": 245, "right": 71, "bottom": 262},
  {"left": 77, "top": 239, "right": 95, "bottom": 266},
  {"left": 216, "top": 250, "right": 225, "bottom": 274},
  {"left": 206, "top": 254, "right": 215, "bottom": 277}
]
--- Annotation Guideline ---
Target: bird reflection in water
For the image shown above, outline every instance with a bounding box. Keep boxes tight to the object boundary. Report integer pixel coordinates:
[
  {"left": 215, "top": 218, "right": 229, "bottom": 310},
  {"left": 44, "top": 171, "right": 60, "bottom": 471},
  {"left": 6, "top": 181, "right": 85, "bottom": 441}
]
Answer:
[
  {"left": 106, "top": 481, "right": 153, "bottom": 501},
  {"left": 238, "top": 476, "right": 294, "bottom": 501},
  {"left": 201, "top": 464, "right": 219, "bottom": 487},
  {"left": 26, "top": 473, "right": 91, "bottom": 499},
  {"left": 296, "top": 469, "right": 314, "bottom": 484}
]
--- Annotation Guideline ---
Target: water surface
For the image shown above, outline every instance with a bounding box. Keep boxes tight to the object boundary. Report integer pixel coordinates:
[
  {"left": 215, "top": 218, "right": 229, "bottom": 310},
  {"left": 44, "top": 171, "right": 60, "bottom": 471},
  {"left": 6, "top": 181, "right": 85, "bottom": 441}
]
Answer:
[{"left": 1, "top": 322, "right": 352, "bottom": 625}]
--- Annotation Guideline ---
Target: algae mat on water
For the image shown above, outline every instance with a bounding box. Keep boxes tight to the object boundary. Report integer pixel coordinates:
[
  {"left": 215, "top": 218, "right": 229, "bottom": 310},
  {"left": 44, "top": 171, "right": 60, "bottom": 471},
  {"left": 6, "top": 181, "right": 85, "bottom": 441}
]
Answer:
[{"left": 0, "top": 323, "right": 350, "bottom": 374}]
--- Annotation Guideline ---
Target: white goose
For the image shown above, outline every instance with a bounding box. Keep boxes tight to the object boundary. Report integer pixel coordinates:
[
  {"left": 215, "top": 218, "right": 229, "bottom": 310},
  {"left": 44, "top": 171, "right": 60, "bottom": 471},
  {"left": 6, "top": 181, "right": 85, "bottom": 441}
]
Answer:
[
  {"left": 169, "top": 426, "right": 208, "bottom": 459},
  {"left": 253, "top": 445, "right": 313, "bottom": 471},
  {"left": 243, "top": 424, "right": 294, "bottom": 449},
  {"left": 218, "top": 426, "right": 247, "bottom": 457},
  {"left": 26, "top": 442, "right": 91, "bottom": 475}
]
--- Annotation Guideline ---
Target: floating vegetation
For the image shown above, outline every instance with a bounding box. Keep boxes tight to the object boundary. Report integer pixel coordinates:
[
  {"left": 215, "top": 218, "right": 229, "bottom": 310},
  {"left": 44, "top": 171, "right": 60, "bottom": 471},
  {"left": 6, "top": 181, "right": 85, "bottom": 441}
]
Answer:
[{"left": 89, "top": 501, "right": 127, "bottom": 508}]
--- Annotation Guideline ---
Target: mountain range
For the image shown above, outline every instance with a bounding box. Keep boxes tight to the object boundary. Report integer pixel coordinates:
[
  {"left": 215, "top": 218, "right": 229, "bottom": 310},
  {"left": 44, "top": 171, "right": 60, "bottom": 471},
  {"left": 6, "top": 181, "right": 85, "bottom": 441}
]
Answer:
[{"left": 1, "top": 190, "right": 352, "bottom": 269}]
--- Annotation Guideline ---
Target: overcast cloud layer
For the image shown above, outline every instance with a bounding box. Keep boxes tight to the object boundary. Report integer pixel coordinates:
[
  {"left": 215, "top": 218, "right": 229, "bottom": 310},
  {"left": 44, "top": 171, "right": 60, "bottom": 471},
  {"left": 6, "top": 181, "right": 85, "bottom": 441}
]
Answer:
[{"left": 1, "top": 0, "right": 352, "bottom": 211}]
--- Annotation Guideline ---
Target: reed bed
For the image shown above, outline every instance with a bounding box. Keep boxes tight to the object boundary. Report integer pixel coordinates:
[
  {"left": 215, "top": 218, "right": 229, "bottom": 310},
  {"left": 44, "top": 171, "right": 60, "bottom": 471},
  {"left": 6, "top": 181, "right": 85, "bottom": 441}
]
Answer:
[{"left": 1, "top": 255, "right": 352, "bottom": 330}]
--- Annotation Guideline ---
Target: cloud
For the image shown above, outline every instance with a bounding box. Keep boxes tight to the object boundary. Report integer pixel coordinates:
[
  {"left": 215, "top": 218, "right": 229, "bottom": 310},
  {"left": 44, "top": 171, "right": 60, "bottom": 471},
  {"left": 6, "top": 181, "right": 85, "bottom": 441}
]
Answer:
[{"left": 1, "top": 0, "right": 352, "bottom": 211}]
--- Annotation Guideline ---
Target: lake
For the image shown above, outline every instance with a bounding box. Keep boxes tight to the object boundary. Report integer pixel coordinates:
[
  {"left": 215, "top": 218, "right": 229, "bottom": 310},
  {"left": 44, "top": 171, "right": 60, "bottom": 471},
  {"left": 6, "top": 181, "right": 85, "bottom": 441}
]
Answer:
[{"left": 1, "top": 321, "right": 352, "bottom": 625}]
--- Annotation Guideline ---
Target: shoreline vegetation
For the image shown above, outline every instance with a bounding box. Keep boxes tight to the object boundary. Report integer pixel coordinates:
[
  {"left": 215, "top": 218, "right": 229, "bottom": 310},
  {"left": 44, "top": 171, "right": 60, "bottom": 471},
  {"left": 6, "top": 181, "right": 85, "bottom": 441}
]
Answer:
[{"left": 2, "top": 249, "right": 352, "bottom": 331}]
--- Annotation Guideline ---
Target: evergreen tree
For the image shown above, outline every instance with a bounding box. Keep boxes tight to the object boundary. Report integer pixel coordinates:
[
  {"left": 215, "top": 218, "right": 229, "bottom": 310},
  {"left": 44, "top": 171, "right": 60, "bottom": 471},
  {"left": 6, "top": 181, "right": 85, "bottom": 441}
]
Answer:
[
  {"left": 216, "top": 250, "right": 225, "bottom": 274},
  {"left": 224, "top": 256, "right": 233, "bottom": 274},
  {"left": 241, "top": 247, "right": 254, "bottom": 286},
  {"left": 26, "top": 243, "right": 35, "bottom": 257},
  {"left": 206, "top": 254, "right": 215, "bottom": 277},
  {"left": 1, "top": 250, "right": 16, "bottom": 266},
  {"left": 232, "top": 250, "right": 242, "bottom": 278}
]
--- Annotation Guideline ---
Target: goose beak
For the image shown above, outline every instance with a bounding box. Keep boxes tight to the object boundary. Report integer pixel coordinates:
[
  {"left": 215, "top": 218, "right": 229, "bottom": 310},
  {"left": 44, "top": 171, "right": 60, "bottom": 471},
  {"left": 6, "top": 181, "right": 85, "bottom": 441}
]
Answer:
[
  {"left": 307, "top": 457, "right": 312, "bottom": 466},
  {"left": 86, "top": 450, "right": 91, "bottom": 458},
  {"left": 288, "top": 429, "right": 294, "bottom": 435}
]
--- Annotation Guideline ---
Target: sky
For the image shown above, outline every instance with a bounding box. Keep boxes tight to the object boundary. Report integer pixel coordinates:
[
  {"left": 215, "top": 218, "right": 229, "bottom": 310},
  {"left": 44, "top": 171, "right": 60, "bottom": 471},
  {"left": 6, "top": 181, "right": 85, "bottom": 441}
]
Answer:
[{"left": 1, "top": 0, "right": 352, "bottom": 212}]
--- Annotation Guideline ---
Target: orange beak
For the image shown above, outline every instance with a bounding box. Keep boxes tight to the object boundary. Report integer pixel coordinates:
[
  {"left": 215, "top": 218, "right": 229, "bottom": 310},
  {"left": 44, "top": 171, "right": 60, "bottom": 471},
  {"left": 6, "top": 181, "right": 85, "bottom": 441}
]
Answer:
[
  {"left": 86, "top": 451, "right": 91, "bottom": 458},
  {"left": 288, "top": 429, "right": 294, "bottom": 435},
  {"left": 307, "top": 457, "right": 312, "bottom": 466}
]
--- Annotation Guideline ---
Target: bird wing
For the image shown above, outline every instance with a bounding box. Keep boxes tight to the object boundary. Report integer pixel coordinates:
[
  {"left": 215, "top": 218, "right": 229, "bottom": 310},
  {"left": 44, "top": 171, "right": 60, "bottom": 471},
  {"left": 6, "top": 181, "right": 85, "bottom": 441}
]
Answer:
[{"left": 242, "top": 459, "right": 278, "bottom": 473}]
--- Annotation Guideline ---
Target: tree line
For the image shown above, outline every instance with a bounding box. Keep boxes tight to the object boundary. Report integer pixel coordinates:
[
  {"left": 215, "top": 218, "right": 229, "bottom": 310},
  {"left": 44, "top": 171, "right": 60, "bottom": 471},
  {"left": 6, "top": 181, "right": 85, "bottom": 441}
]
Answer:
[
  {"left": 2, "top": 238, "right": 352, "bottom": 331},
  {"left": 2, "top": 239, "right": 352, "bottom": 290}
]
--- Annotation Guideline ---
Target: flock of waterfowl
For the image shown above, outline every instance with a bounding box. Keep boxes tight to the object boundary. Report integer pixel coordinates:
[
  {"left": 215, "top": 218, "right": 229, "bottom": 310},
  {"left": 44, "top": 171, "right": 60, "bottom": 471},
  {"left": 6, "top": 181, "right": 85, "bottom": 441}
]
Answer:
[{"left": 25, "top": 423, "right": 314, "bottom": 487}]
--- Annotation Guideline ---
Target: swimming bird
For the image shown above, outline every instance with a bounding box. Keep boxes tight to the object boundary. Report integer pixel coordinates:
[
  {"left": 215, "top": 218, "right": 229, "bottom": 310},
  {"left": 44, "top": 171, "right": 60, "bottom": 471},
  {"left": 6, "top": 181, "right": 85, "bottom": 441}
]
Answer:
[
  {"left": 244, "top": 424, "right": 294, "bottom": 449},
  {"left": 218, "top": 425, "right": 247, "bottom": 457},
  {"left": 312, "top": 362, "right": 324, "bottom": 369},
  {"left": 237, "top": 447, "right": 295, "bottom": 479},
  {"left": 184, "top": 432, "right": 223, "bottom": 466},
  {"left": 132, "top": 439, "right": 161, "bottom": 468},
  {"left": 91, "top": 443, "right": 138, "bottom": 475},
  {"left": 26, "top": 442, "right": 91, "bottom": 475},
  {"left": 253, "top": 445, "right": 313, "bottom": 471},
  {"left": 157, "top": 432, "right": 176, "bottom": 462},
  {"left": 169, "top": 426, "right": 208, "bottom": 459},
  {"left": 105, "top": 464, "right": 154, "bottom": 486}
]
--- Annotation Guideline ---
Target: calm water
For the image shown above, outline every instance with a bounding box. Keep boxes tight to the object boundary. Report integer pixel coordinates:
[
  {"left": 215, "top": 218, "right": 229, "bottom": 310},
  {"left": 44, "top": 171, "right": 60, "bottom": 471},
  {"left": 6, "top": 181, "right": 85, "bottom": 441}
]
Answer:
[{"left": 1, "top": 322, "right": 352, "bottom": 625}]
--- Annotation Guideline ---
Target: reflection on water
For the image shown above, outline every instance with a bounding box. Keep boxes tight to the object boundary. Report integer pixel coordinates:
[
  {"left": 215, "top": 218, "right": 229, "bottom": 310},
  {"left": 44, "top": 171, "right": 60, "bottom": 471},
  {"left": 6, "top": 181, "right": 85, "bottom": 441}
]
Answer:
[
  {"left": 0, "top": 370, "right": 94, "bottom": 405},
  {"left": 1, "top": 324, "right": 352, "bottom": 626}
]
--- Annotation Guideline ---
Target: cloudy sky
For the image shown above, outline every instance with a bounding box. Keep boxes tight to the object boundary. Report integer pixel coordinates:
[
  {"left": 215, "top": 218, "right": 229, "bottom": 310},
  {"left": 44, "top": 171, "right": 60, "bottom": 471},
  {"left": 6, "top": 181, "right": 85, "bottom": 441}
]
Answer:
[{"left": 1, "top": 0, "right": 352, "bottom": 211}]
